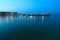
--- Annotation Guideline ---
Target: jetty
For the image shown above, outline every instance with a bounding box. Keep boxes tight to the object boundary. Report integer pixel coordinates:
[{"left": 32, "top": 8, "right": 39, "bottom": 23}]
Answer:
[{"left": 19, "top": 14, "right": 50, "bottom": 16}]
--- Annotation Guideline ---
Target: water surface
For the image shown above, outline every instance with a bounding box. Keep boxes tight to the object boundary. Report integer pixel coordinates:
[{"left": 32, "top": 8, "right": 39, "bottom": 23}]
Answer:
[{"left": 0, "top": 14, "right": 60, "bottom": 40}]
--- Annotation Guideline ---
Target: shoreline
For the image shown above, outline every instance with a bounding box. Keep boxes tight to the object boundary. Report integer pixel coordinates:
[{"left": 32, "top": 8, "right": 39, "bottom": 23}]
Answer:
[{"left": 0, "top": 12, "right": 50, "bottom": 16}]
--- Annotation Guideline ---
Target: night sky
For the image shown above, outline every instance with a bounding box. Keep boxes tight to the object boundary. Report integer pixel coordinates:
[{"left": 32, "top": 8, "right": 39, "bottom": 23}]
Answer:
[{"left": 0, "top": 0, "right": 60, "bottom": 14}]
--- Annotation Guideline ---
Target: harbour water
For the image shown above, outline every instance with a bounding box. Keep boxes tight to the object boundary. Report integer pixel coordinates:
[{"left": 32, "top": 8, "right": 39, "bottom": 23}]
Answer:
[{"left": 0, "top": 14, "right": 60, "bottom": 40}]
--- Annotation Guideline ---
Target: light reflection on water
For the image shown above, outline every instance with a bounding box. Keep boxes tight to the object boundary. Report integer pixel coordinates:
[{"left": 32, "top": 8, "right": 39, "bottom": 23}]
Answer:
[
  {"left": 0, "top": 16, "right": 45, "bottom": 24},
  {"left": 6, "top": 16, "right": 8, "bottom": 23},
  {"left": 0, "top": 14, "right": 60, "bottom": 40},
  {"left": 42, "top": 16, "right": 44, "bottom": 24},
  {"left": 0, "top": 16, "right": 1, "bottom": 23}
]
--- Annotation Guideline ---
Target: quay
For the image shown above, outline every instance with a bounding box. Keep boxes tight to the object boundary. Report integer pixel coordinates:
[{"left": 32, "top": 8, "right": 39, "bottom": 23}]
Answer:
[{"left": 19, "top": 14, "right": 50, "bottom": 16}]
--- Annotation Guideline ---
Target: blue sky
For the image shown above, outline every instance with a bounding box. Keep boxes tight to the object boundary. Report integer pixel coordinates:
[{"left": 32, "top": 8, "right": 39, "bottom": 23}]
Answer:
[{"left": 0, "top": 0, "right": 60, "bottom": 13}]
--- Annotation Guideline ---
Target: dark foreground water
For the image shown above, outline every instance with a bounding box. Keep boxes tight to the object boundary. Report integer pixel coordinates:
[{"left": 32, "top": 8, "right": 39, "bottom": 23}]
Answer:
[{"left": 0, "top": 14, "right": 60, "bottom": 40}]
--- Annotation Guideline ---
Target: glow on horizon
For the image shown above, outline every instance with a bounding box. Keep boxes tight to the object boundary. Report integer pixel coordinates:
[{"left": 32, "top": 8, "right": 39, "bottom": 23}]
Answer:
[{"left": 0, "top": 0, "right": 60, "bottom": 13}]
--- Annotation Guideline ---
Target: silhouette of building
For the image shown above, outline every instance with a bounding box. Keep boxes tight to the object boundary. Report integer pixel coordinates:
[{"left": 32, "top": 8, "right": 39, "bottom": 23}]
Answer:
[{"left": 0, "top": 12, "right": 18, "bottom": 16}]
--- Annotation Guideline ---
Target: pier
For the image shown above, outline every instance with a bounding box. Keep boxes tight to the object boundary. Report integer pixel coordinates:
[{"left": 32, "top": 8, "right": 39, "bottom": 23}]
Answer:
[{"left": 19, "top": 14, "right": 50, "bottom": 16}]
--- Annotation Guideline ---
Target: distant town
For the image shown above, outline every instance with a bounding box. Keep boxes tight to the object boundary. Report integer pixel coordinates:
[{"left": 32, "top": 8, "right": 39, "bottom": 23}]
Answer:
[{"left": 0, "top": 12, "right": 50, "bottom": 16}]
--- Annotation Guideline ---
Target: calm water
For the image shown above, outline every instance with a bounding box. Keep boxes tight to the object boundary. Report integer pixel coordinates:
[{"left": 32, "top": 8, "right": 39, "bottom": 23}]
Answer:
[{"left": 0, "top": 14, "right": 60, "bottom": 40}]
